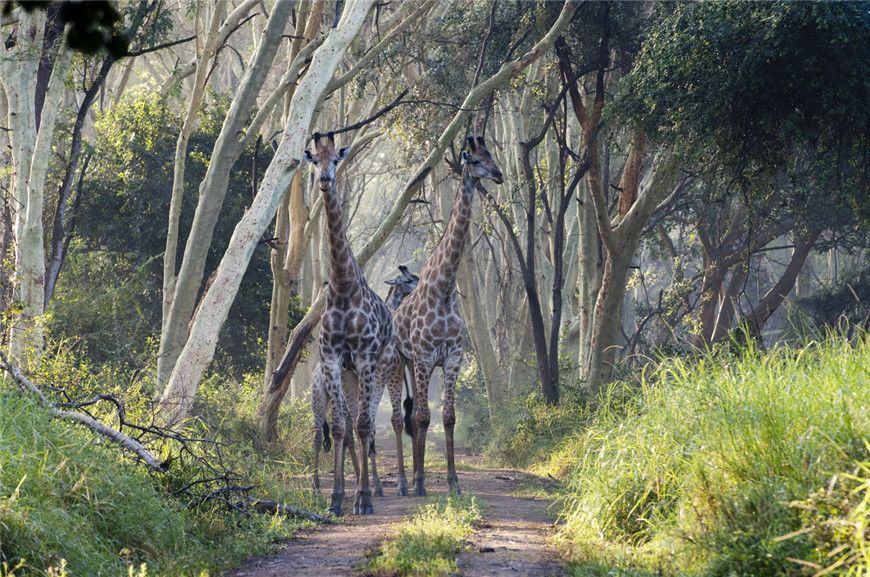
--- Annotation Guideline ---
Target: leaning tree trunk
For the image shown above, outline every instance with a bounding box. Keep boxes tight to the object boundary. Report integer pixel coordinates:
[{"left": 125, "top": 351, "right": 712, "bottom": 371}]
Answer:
[
  {"left": 157, "top": 0, "right": 292, "bottom": 387},
  {"left": 159, "top": 0, "right": 378, "bottom": 426}
]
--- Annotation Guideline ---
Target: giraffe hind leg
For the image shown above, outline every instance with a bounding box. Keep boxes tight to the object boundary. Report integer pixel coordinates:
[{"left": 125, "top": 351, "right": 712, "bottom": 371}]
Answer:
[{"left": 442, "top": 356, "right": 463, "bottom": 495}]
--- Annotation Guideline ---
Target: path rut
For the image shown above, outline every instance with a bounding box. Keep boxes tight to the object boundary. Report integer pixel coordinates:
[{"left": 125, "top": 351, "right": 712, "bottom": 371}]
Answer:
[{"left": 225, "top": 442, "right": 566, "bottom": 577}]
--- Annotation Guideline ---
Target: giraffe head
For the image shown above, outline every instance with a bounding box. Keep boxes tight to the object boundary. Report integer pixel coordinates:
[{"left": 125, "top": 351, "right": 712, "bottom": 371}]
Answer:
[
  {"left": 384, "top": 265, "right": 419, "bottom": 310},
  {"left": 303, "top": 132, "right": 349, "bottom": 192},
  {"left": 460, "top": 136, "right": 503, "bottom": 184}
]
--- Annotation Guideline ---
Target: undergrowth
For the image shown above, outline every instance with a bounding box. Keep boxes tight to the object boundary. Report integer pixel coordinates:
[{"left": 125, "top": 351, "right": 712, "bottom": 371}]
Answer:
[
  {"left": 363, "top": 494, "right": 481, "bottom": 577},
  {"left": 546, "top": 335, "right": 870, "bottom": 576},
  {"left": 0, "top": 340, "right": 324, "bottom": 576}
]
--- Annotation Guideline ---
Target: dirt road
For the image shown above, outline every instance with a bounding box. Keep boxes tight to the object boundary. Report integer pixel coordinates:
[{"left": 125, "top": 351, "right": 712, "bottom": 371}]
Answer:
[{"left": 225, "top": 442, "right": 566, "bottom": 577}]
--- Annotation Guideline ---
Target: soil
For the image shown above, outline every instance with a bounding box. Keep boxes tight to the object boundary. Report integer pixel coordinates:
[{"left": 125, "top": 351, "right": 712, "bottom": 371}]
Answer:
[{"left": 224, "top": 438, "right": 567, "bottom": 577}]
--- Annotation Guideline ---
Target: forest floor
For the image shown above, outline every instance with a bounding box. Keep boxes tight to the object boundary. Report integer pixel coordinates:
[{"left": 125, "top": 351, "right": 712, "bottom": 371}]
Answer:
[{"left": 224, "top": 434, "right": 566, "bottom": 577}]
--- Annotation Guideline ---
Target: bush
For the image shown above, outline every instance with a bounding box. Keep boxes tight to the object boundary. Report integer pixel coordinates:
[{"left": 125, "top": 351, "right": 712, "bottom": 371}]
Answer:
[{"left": 551, "top": 335, "right": 870, "bottom": 576}]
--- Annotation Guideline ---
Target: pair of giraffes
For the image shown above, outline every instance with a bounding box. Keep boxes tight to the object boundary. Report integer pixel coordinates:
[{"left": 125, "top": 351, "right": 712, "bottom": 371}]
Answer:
[{"left": 302, "top": 132, "right": 503, "bottom": 516}]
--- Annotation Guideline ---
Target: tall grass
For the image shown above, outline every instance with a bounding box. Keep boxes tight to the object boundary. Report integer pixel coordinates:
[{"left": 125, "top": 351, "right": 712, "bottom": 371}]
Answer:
[
  {"left": 0, "top": 390, "right": 306, "bottom": 577},
  {"left": 550, "top": 335, "right": 869, "bottom": 576}
]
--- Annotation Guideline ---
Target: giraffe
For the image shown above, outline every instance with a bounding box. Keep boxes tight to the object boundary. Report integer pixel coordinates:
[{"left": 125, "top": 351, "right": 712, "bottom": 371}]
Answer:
[
  {"left": 311, "top": 266, "right": 419, "bottom": 495},
  {"left": 392, "top": 135, "right": 503, "bottom": 496},
  {"left": 303, "top": 132, "right": 393, "bottom": 516}
]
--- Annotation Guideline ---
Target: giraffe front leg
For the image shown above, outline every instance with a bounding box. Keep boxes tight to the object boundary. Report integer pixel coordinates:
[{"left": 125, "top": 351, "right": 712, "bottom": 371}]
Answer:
[
  {"left": 442, "top": 356, "right": 463, "bottom": 495},
  {"left": 412, "top": 361, "right": 433, "bottom": 497},
  {"left": 354, "top": 361, "right": 376, "bottom": 515}
]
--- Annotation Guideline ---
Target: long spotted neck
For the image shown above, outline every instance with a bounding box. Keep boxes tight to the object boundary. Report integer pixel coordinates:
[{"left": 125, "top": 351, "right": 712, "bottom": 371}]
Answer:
[
  {"left": 323, "top": 181, "right": 361, "bottom": 291},
  {"left": 421, "top": 166, "right": 477, "bottom": 297}
]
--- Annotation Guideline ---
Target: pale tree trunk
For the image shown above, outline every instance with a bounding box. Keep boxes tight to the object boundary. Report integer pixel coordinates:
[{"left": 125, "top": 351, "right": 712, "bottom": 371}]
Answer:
[
  {"left": 159, "top": 0, "right": 378, "bottom": 426},
  {"left": 160, "top": 0, "right": 227, "bottom": 382},
  {"left": 0, "top": 89, "right": 12, "bottom": 350},
  {"left": 263, "top": 2, "right": 322, "bottom": 393},
  {"left": 1, "top": 12, "right": 69, "bottom": 366},
  {"left": 584, "top": 147, "right": 677, "bottom": 391},
  {"left": 157, "top": 0, "right": 295, "bottom": 387}
]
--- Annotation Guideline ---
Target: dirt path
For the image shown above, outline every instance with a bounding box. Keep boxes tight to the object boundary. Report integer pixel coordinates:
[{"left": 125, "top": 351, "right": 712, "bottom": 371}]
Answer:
[{"left": 225, "top": 442, "right": 565, "bottom": 577}]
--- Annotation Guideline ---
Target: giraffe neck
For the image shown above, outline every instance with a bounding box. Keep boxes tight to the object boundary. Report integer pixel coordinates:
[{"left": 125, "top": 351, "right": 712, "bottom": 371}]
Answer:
[
  {"left": 421, "top": 167, "right": 477, "bottom": 297},
  {"left": 322, "top": 182, "right": 360, "bottom": 291}
]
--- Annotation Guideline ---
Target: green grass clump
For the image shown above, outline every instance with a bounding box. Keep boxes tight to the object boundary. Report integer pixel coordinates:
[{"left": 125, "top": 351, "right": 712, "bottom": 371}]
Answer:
[
  {"left": 0, "top": 392, "right": 305, "bottom": 577},
  {"left": 364, "top": 495, "right": 481, "bottom": 577},
  {"left": 552, "top": 335, "right": 870, "bottom": 576}
]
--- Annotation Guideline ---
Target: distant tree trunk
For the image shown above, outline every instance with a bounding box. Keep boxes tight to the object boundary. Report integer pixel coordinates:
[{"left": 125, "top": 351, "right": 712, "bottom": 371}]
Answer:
[
  {"left": 159, "top": 0, "right": 377, "bottom": 426},
  {"left": 739, "top": 232, "right": 820, "bottom": 340}
]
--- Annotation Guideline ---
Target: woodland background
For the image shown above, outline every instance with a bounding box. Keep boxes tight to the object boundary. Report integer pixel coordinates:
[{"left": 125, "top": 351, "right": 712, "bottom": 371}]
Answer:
[{"left": 0, "top": 1, "right": 868, "bottom": 576}]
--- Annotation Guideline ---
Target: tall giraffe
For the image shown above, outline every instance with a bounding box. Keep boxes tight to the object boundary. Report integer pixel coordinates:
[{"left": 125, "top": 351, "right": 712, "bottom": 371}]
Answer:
[
  {"left": 303, "top": 132, "right": 393, "bottom": 515},
  {"left": 392, "top": 136, "right": 503, "bottom": 495},
  {"left": 311, "top": 266, "right": 419, "bottom": 495}
]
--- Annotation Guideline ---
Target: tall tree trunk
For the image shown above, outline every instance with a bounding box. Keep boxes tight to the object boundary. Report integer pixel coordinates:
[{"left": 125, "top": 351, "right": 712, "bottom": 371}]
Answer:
[
  {"left": 1, "top": 12, "right": 69, "bottom": 366},
  {"left": 159, "top": 0, "right": 377, "bottom": 426},
  {"left": 157, "top": 0, "right": 294, "bottom": 387}
]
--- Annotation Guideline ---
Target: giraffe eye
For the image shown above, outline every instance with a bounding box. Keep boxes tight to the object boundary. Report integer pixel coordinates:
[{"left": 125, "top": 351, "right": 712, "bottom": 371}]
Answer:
[{"left": 470, "top": 159, "right": 481, "bottom": 165}]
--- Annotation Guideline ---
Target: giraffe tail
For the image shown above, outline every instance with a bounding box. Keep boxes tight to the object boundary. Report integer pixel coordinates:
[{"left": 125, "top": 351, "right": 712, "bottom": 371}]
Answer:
[
  {"left": 322, "top": 421, "right": 332, "bottom": 452},
  {"left": 402, "top": 368, "right": 414, "bottom": 438}
]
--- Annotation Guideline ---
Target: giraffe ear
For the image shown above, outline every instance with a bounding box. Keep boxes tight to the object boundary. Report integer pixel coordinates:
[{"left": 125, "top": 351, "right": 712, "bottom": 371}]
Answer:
[
  {"left": 476, "top": 136, "right": 486, "bottom": 148},
  {"left": 460, "top": 150, "right": 470, "bottom": 165},
  {"left": 337, "top": 146, "right": 350, "bottom": 161},
  {"left": 303, "top": 149, "right": 317, "bottom": 164},
  {"left": 466, "top": 136, "right": 476, "bottom": 151}
]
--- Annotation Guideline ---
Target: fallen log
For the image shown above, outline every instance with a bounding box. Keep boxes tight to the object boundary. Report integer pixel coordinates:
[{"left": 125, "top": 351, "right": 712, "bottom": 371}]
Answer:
[{"left": 251, "top": 499, "right": 333, "bottom": 524}]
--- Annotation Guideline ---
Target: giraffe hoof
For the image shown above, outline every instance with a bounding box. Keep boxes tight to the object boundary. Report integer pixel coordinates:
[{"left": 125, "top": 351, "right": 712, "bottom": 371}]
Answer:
[
  {"left": 397, "top": 487, "right": 408, "bottom": 497},
  {"left": 354, "top": 503, "right": 374, "bottom": 515},
  {"left": 329, "top": 505, "right": 344, "bottom": 517},
  {"left": 414, "top": 486, "right": 427, "bottom": 497},
  {"left": 374, "top": 485, "right": 385, "bottom": 498}
]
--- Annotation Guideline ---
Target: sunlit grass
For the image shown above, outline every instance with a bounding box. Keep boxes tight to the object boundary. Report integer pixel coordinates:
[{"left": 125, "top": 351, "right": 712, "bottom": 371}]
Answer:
[
  {"left": 0, "top": 390, "right": 307, "bottom": 577},
  {"left": 550, "top": 334, "right": 870, "bottom": 576},
  {"left": 363, "top": 494, "right": 481, "bottom": 577}
]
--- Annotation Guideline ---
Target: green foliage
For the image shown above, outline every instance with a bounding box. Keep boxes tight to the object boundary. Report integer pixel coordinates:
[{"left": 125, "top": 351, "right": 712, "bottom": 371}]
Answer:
[
  {"left": 617, "top": 2, "right": 868, "bottom": 171},
  {"left": 364, "top": 495, "right": 481, "bottom": 577},
  {"left": 0, "top": 391, "right": 303, "bottom": 577},
  {"left": 49, "top": 88, "right": 286, "bottom": 377},
  {"left": 785, "top": 452, "right": 870, "bottom": 576},
  {"left": 548, "top": 335, "right": 870, "bottom": 576}
]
